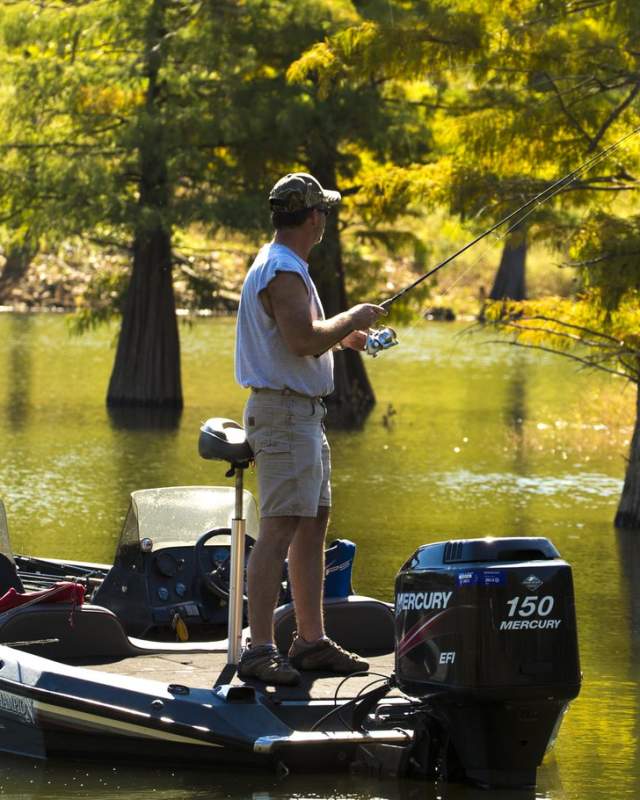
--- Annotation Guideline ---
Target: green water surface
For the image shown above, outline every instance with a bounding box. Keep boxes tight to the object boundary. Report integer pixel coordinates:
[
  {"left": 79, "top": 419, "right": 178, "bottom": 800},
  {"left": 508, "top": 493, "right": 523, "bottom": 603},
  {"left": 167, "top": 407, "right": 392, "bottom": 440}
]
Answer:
[{"left": 0, "top": 313, "right": 637, "bottom": 800}]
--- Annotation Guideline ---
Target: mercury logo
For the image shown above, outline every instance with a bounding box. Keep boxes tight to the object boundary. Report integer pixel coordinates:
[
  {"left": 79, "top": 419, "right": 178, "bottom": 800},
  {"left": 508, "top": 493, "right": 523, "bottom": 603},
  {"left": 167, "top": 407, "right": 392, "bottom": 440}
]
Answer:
[
  {"left": 395, "top": 591, "right": 453, "bottom": 614},
  {"left": 522, "top": 575, "right": 543, "bottom": 592}
]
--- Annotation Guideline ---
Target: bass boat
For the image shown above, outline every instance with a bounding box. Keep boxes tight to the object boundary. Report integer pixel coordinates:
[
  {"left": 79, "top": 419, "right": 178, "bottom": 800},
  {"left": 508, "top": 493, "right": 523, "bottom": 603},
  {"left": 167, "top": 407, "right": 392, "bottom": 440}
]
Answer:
[{"left": 0, "top": 418, "right": 581, "bottom": 789}]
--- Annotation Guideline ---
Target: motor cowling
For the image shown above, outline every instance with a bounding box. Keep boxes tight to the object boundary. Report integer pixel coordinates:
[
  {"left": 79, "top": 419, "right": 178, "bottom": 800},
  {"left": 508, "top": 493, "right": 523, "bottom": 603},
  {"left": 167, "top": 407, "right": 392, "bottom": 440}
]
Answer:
[{"left": 394, "top": 537, "right": 581, "bottom": 789}]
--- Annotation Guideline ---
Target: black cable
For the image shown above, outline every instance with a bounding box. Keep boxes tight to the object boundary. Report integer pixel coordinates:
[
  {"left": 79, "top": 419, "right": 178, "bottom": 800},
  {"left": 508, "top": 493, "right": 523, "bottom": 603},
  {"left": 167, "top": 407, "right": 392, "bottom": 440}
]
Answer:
[
  {"left": 334, "top": 670, "right": 391, "bottom": 704},
  {"left": 338, "top": 676, "right": 391, "bottom": 730},
  {"left": 309, "top": 671, "right": 392, "bottom": 732},
  {"left": 356, "top": 676, "right": 391, "bottom": 699}
]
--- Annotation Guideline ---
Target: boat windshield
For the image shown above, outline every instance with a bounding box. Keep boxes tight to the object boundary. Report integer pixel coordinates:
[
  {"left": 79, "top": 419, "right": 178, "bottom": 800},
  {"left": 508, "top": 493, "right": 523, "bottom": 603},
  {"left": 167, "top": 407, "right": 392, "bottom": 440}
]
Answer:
[
  {"left": 116, "top": 486, "right": 259, "bottom": 554},
  {"left": 0, "top": 499, "right": 15, "bottom": 563}
]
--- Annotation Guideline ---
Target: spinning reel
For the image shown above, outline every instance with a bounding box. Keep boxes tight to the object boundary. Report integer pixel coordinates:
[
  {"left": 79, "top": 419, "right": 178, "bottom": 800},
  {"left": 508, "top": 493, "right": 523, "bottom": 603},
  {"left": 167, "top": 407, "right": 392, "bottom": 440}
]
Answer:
[{"left": 365, "top": 327, "right": 398, "bottom": 357}]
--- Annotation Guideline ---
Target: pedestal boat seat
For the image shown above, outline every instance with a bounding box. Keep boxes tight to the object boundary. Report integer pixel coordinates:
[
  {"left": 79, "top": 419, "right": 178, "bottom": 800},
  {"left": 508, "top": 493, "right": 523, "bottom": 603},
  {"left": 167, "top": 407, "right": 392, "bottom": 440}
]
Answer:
[{"left": 198, "top": 418, "right": 253, "bottom": 472}]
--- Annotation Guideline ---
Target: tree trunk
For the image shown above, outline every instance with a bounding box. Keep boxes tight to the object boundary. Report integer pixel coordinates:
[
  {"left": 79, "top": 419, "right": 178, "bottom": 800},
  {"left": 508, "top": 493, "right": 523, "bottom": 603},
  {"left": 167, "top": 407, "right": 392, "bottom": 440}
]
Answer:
[
  {"left": 0, "top": 240, "right": 37, "bottom": 303},
  {"left": 615, "top": 382, "right": 640, "bottom": 529},
  {"left": 106, "top": 0, "right": 182, "bottom": 409},
  {"left": 489, "top": 229, "right": 527, "bottom": 301},
  {"left": 308, "top": 159, "right": 375, "bottom": 428},
  {"left": 107, "top": 226, "right": 182, "bottom": 407}
]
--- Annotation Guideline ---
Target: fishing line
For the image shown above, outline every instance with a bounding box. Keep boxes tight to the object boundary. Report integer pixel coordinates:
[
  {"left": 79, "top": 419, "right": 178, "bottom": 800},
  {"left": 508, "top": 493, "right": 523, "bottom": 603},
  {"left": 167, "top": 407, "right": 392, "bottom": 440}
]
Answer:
[
  {"left": 406, "top": 117, "right": 640, "bottom": 314},
  {"left": 379, "top": 123, "right": 640, "bottom": 311},
  {"left": 422, "top": 165, "right": 583, "bottom": 315},
  {"left": 424, "top": 143, "right": 638, "bottom": 313}
]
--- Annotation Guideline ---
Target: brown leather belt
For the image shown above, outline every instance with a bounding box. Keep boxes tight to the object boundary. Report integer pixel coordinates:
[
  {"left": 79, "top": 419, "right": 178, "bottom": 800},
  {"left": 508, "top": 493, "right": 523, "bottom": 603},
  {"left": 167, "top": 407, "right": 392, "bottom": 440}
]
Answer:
[{"left": 251, "top": 387, "right": 324, "bottom": 402}]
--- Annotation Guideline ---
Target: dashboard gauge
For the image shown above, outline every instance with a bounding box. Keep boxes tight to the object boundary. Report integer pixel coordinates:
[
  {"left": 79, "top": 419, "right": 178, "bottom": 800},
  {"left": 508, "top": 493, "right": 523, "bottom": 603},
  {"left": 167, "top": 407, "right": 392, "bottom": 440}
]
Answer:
[
  {"left": 154, "top": 552, "right": 178, "bottom": 578},
  {"left": 210, "top": 547, "right": 229, "bottom": 564}
]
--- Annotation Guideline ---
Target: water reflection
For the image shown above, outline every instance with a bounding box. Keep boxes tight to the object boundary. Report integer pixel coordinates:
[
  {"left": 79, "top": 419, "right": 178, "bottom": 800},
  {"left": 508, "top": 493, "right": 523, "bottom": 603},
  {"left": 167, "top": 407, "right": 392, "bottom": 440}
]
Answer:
[
  {"left": 5, "top": 314, "right": 33, "bottom": 430},
  {"left": 0, "top": 754, "right": 554, "bottom": 800},
  {"left": 616, "top": 528, "right": 640, "bottom": 800},
  {"left": 106, "top": 406, "right": 186, "bottom": 548},
  {"left": 616, "top": 527, "right": 640, "bottom": 652},
  {"left": 504, "top": 359, "right": 533, "bottom": 535},
  {"left": 504, "top": 358, "right": 527, "bottom": 438},
  {"left": 107, "top": 406, "right": 183, "bottom": 432}
]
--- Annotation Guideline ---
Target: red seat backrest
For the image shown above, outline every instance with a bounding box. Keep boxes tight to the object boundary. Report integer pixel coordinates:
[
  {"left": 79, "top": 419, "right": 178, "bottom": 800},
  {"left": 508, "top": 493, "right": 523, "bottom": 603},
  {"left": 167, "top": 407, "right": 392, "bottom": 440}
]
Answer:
[{"left": 0, "top": 582, "right": 85, "bottom": 614}]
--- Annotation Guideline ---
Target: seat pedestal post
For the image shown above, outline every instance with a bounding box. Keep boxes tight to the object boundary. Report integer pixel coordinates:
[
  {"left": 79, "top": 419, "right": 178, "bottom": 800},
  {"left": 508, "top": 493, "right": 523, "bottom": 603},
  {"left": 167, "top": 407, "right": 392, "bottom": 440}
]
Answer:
[{"left": 227, "top": 468, "right": 246, "bottom": 665}]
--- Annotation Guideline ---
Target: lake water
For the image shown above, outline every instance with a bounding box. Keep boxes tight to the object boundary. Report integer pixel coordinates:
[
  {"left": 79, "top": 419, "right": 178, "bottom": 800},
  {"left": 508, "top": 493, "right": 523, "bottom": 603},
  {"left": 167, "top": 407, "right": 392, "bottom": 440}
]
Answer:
[{"left": 0, "top": 313, "right": 638, "bottom": 800}]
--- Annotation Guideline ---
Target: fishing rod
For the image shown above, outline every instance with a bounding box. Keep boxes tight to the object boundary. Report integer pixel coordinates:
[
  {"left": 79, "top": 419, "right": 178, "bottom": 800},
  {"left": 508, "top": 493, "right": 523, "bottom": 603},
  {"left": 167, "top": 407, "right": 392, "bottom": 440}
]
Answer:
[
  {"left": 365, "top": 124, "right": 640, "bottom": 356},
  {"left": 382, "top": 125, "right": 640, "bottom": 309}
]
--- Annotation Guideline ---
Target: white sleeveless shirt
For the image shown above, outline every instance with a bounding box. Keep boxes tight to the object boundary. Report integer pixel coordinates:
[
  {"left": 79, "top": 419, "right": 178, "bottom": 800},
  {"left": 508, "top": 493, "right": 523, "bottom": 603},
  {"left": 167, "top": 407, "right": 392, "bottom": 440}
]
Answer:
[{"left": 235, "top": 243, "right": 334, "bottom": 397}]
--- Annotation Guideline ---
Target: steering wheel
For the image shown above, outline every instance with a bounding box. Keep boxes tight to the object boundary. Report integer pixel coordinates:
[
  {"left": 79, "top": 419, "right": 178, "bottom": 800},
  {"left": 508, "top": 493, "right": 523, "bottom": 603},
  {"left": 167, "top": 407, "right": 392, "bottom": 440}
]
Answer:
[{"left": 194, "top": 527, "right": 254, "bottom": 601}]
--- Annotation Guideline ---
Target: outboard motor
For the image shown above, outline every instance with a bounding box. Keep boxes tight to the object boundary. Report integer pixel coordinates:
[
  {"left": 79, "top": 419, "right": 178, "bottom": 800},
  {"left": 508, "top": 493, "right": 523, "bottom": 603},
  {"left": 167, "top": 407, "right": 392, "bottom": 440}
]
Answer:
[{"left": 394, "top": 537, "right": 580, "bottom": 789}]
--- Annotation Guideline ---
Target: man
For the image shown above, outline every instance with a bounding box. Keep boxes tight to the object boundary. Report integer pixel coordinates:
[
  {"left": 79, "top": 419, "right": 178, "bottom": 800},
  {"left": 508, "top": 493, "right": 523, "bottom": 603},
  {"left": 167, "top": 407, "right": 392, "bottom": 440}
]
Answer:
[{"left": 234, "top": 172, "right": 386, "bottom": 685}]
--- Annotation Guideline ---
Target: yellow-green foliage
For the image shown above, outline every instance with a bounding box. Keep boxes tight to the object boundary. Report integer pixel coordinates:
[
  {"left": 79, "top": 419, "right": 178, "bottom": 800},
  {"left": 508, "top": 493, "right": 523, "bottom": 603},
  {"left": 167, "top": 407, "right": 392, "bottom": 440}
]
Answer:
[
  {"left": 288, "top": 4, "right": 484, "bottom": 95},
  {"left": 485, "top": 293, "right": 640, "bottom": 382},
  {"left": 569, "top": 212, "right": 640, "bottom": 311},
  {"left": 68, "top": 265, "right": 128, "bottom": 335},
  {"left": 346, "top": 162, "right": 446, "bottom": 224},
  {"left": 2, "top": 0, "right": 640, "bottom": 339}
]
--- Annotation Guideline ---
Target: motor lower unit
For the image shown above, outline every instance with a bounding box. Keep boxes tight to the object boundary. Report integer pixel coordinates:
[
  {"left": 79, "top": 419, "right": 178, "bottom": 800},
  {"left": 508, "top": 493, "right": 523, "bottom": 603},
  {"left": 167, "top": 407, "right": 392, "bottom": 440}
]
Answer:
[{"left": 394, "top": 536, "right": 581, "bottom": 789}]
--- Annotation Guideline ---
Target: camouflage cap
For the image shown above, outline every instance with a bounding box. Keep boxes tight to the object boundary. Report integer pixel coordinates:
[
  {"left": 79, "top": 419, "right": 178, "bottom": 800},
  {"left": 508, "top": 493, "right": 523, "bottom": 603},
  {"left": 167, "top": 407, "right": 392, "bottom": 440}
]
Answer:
[{"left": 269, "top": 172, "right": 341, "bottom": 212}]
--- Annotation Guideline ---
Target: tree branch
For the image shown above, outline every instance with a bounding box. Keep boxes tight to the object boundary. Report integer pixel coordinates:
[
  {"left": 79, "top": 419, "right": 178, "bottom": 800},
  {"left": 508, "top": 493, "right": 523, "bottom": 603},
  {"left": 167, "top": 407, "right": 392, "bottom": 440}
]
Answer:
[
  {"left": 486, "top": 339, "right": 634, "bottom": 380},
  {"left": 564, "top": 251, "right": 640, "bottom": 268},
  {"left": 521, "top": 0, "right": 614, "bottom": 26},
  {"left": 85, "top": 235, "right": 131, "bottom": 253},
  {"left": 0, "top": 142, "right": 125, "bottom": 153},
  {"left": 565, "top": 183, "right": 639, "bottom": 192},
  {"left": 588, "top": 78, "right": 640, "bottom": 153},
  {"left": 542, "top": 71, "right": 592, "bottom": 145},
  {"left": 523, "top": 314, "right": 627, "bottom": 345},
  {"left": 502, "top": 321, "right": 634, "bottom": 354}
]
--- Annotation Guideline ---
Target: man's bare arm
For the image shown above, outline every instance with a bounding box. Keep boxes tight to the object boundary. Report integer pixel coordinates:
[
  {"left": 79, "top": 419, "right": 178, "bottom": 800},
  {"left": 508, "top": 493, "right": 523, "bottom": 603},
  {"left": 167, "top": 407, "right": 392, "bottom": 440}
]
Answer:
[{"left": 265, "top": 272, "right": 385, "bottom": 357}]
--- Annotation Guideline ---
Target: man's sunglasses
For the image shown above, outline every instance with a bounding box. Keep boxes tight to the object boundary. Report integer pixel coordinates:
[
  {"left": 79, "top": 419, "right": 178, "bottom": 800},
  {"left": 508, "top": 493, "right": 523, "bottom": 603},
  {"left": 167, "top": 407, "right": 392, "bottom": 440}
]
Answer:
[{"left": 314, "top": 205, "right": 331, "bottom": 216}]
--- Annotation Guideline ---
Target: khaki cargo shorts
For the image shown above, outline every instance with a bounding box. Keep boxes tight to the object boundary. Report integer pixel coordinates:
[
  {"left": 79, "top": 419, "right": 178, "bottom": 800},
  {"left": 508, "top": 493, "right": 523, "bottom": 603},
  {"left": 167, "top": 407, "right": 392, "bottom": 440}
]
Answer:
[{"left": 244, "top": 391, "right": 331, "bottom": 518}]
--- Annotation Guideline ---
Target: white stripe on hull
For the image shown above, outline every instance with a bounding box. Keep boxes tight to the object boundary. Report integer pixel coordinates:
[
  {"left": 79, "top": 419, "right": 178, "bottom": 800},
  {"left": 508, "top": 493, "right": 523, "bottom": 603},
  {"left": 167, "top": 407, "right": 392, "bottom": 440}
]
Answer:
[{"left": 34, "top": 701, "right": 223, "bottom": 748}]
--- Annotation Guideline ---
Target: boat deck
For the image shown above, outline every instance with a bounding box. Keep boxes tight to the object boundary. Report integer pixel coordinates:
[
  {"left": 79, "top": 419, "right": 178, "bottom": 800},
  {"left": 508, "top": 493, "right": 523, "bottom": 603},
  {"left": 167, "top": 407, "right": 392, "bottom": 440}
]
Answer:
[{"left": 83, "top": 651, "right": 397, "bottom": 702}]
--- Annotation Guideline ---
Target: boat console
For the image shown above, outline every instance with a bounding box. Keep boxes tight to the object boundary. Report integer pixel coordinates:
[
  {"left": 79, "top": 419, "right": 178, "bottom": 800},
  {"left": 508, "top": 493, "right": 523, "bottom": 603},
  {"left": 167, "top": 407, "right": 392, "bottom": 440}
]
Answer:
[{"left": 91, "top": 485, "right": 259, "bottom": 639}]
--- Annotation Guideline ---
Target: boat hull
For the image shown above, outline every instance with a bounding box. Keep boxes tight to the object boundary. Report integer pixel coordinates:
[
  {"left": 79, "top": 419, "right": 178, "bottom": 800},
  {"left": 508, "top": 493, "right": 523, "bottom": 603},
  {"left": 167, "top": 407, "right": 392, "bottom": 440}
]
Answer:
[{"left": 0, "top": 645, "right": 409, "bottom": 770}]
